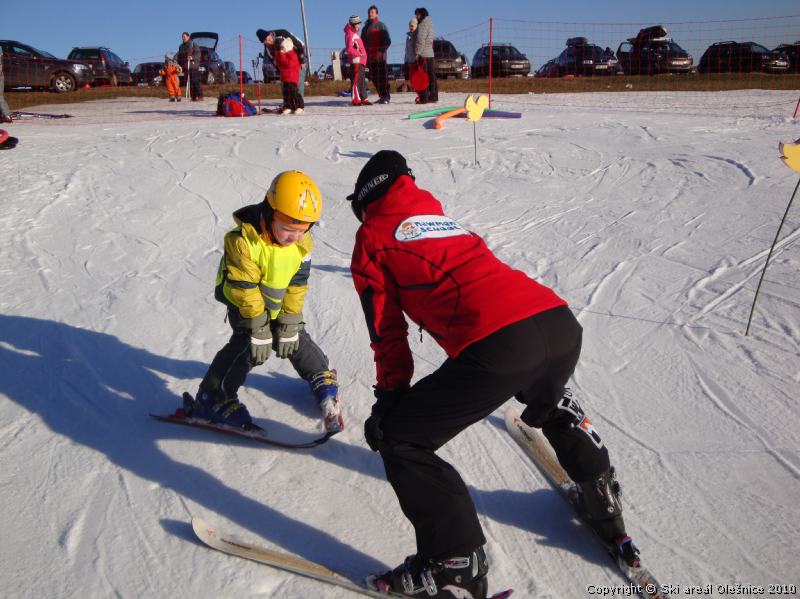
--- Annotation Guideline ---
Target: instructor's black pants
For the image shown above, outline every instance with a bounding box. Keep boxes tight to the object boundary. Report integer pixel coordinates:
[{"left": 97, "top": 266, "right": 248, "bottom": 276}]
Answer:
[
  {"left": 367, "top": 59, "right": 390, "bottom": 101},
  {"left": 377, "top": 306, "right": 610, "bottom": 559}
]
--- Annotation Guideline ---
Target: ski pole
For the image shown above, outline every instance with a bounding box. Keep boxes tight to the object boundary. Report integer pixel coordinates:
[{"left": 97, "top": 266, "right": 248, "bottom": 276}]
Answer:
[
  {"left": 185, "top": 58, "right": 191, "bottom": 99},
  {"left": 745, "top": 177, "right": 799, "bottom": 336}
]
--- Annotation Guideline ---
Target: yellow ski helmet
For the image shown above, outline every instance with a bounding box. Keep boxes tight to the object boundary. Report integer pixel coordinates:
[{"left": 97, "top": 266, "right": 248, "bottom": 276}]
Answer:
[{"left": 265, "top": 170, "right": 322, "bottom": 229}]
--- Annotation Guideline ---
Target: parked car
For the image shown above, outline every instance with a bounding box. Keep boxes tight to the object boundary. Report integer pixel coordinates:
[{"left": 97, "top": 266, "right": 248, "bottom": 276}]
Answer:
[
  {"left": 471, "top": 44, "right": 531, "bottom": 78},
  {"left": 433, "top": 39, "right": 469, "bottom": 79},
  {"left": 222, "top": 61, "right": 238, "bottom": 83},
  {"left": 387, "top": 63, "right": 404, "bottom": 80},
  {"left": 131, "top": 62, "right": 163, "bottom": 86},
  {"left": 235, "top": 70, "right": 253, "bottom": 84},
  {"left": 616, "top": 25, "right": 693, "bottom": 75},
  {"left": 541, "top": 37, "right": 621, "bottom": 77},
  {"left": 67, "top": 47, "right": 132, "bottom": 86},
  {"left": 698, "top": 41, "right": 789, "bottom": 74},
  {"left": 1, "top": 40, "right": 93, "bottom": 92},
  {"left": 181, "top": 32, "right": 227, "bottom": 85},
  {"left": 261, "top": 55, "right": 280, "bottom": 82},
  {"left": 534, "top": 59, "right": 559, "bottom": 78},
  {"left": 773, "top": 42, "right": 800, "bottom": 72}
]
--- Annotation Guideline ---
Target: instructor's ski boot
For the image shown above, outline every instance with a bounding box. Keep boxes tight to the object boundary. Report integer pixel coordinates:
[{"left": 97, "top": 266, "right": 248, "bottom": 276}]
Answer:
[
  {"left": 189, "top": 388, "right": 253, "bottom": 428},
  {"left": 310, "top": 370, "right": 344, "bottom": 433},
  {"left": 368, "top": 547, "right": 489, "bottom": 598},
  {"left": 574, "top": 467, "right": 640, "bottom": 567}
]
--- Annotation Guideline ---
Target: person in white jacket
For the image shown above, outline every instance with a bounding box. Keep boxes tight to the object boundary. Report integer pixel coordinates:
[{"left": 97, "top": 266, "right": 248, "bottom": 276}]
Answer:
[{"left": 413, "top": 7, "right": 438, "bottom": 103}]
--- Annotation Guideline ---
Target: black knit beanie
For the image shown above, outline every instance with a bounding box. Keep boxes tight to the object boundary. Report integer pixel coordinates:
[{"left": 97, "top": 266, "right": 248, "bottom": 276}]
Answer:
[{"left": 348, "top": 150, "right": 414, "bottom": 221}]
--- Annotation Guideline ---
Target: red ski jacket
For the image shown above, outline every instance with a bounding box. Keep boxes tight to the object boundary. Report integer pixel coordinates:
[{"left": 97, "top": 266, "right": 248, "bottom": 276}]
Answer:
[
  {"left": 274, "top": 49, "right": 300, "bottom": 85},
  {"left": 350, "top": 175, "right": 567, "bottom": 390}
]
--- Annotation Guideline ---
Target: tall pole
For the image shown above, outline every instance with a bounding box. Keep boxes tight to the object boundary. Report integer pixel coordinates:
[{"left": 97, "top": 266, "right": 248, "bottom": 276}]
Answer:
[
  {"left": 238, "top": 34, "right": 244, "bottom": 108},
  {"left": 488, "top": 18, "right": 493, "bottom": 108},
  {"left": 300, "top": 0, "right": 312, "bottom": 71}
]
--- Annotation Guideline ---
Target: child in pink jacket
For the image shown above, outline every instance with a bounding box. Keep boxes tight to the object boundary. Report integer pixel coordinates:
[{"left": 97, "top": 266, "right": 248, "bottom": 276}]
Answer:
[
  {"left": 344, "top": 16, "right": 369, "bottom": 106},
  {"left": 274, "top": 37, "right": 304, "bottom": 114}
]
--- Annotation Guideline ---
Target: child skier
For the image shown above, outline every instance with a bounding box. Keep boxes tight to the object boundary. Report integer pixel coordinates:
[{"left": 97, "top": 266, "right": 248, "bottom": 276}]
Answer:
[
  {"left": 187, "top": 170, "right": 343, "bottom": 433},
  {"left": 344, "top": 15, "right": 369, "bottom": 106},
  {"left": 347, "top": 151, "right": 638, "bottom": 598},
  {"left": 273, "top": 37, "right": 304, "bottom": 114},
  {"left": 160, "top": 53, "right": 183, "bottom": 102}
]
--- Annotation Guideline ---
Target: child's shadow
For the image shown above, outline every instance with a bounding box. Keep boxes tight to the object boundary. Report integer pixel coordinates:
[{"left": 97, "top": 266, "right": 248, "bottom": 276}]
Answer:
[{"left": 0, "top": 314, "right": 385, "bottom": 576}]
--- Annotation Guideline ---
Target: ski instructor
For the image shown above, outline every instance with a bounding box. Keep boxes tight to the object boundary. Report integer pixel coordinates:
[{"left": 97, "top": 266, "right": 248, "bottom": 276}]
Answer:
[{"left": 347, "top": 151, "right": 638, "bottom": 598}]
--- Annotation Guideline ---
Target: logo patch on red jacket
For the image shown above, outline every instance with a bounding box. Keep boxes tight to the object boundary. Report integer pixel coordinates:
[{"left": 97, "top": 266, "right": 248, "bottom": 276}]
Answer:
[{"left": 395, "top": 215, "right": 470, "bottom": 241}]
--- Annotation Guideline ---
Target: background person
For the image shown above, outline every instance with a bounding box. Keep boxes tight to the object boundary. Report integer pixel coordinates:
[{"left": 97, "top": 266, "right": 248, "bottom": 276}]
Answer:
[
  {"left": 274, "top": 38, "right": 304, "bottom": 114},
  {"left": 344, "top": 15, "right": 369, "bottom": 106},
  {"left": 0, "top": 53, "right": 12, "bottom": 123},
  {"left": 403, "top": 18, "right": 418, "bottom": 95},
  {"left": 176, "top": 32, "right": 202, "bottom": 101},
  {"left": 413, "top": 7, "right": 438, "bottom": 104},
  {"left": 160, "top": 53, "right": 183, "bottom": 102},
  {"left": 362, "top": 5, "right": 392, "bottom": 104},
  {"left": 257, "top": 29, "right": 308, "bottom": 101}
]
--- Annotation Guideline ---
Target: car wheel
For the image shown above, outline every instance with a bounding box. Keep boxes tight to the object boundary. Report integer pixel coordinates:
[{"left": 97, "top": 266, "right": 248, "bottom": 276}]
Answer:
[{"left": 52, "top": 72, "right": 76, "bottom": 93}]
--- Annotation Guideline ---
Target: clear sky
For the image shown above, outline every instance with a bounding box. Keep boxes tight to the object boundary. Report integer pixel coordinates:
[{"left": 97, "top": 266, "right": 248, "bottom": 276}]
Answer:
[{"left": 3, "top": 0, "right": 799, "bottom": 71}]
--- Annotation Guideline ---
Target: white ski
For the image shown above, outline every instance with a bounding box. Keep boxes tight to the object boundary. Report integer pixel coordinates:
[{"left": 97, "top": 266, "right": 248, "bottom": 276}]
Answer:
[
  {"left": 192, "top": 516, "right": 400, "bottom": 597},
  {"left": 192, "top": 517, "right": 513, "bottom": 598},
  {"left": 504, "top": 406, "right": 671, "bottom": 599}
]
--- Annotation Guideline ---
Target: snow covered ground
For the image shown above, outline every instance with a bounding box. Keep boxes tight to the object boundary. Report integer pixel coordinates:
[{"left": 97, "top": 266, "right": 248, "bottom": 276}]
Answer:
[{"left": 1, "top": 90, "right": 798, "bottom": 598}]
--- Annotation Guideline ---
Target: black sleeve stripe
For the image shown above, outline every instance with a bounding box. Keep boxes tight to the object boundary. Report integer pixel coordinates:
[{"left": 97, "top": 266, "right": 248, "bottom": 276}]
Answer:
[
  {"left": 288, "top": 260, "right": 311, "bottom": 287},
  {"left": 359, "top": 284, "right": 381, "bottom": 344}
]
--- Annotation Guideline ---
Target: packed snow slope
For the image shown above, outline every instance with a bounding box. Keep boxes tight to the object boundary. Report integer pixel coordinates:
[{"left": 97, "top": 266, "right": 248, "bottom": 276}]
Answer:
[{"left": 1, "top": 91, "right": 798, "bottom": 598}]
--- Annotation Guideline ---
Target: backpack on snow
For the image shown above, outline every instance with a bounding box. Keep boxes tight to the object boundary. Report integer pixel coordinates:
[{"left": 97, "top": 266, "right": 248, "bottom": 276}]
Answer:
[{"left": 216, "top": 92, "right": 257, "bottom": 117}]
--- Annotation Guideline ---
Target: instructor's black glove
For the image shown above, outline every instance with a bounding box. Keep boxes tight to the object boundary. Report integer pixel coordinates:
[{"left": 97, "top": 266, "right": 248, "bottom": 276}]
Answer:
[{"left": 364, "top": 387, "right": 406, "bottom": 452}]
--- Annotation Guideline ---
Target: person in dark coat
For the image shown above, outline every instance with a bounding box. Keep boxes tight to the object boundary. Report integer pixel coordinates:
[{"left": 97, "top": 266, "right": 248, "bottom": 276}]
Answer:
[
  {"left": 362, "top": 5, "right": 391, "bottom": 104},
  {"left": 257, "top": 29, "right": 308, "bottom": 100},
  {"left": 176, "top": 32, "right": 202, "bottom": 101},
  {"left": 0, "top": 54, "right": 12, "bottom": 123}
]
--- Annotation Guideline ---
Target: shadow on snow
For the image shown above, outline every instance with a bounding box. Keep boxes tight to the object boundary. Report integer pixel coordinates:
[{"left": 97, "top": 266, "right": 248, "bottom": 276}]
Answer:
[{"left": 0, "top": 314, "right": 608, "bottom": 573}]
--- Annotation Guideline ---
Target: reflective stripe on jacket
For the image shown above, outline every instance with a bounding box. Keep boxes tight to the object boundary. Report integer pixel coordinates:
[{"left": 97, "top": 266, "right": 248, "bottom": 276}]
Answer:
[{"left": 215, "top": 204, "right": 311, "bottom": 320}]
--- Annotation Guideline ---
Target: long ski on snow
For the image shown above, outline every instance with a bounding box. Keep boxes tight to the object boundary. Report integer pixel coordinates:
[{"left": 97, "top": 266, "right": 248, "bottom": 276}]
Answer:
[
  {"left": 191, "top": 517, "right": 513, "bottom": 598},
  {"left": 504, "top": 405, "right": 671, "bottom": 599},
  {"left": 150, "top": 393, "right": 335, "bottom": 449}
]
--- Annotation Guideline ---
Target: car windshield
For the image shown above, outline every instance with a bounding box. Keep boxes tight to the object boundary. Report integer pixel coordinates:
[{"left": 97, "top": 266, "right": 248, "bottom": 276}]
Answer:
[
  {"left": 655, "top": 41, "right": 687, "bottom": 54},
  {"left": 18, "top": 44, "right": 56, "bottom": 58},
  {"left": 70, "top": 49, "right": 100, "bottom": 60},
  {"left": 573, "top": 45, "right": 605, "bottom": 61},
  {"left": 434, "top": 41, "right": 459, "bottom": 59},
  {"left": 191, "top": 36, "right": 217, "bottom": 49},
  {"left": 750, "top": 44, "right": 770, "bottom": 54},
  {"left": 495, "top": 46, "right": 525, "bottom": 60}
]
